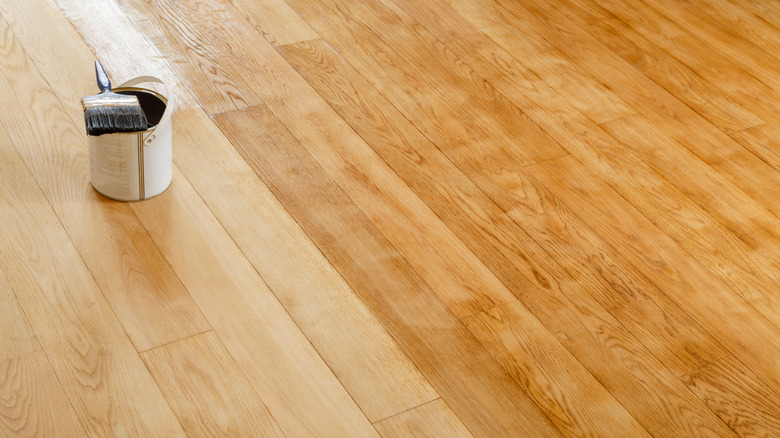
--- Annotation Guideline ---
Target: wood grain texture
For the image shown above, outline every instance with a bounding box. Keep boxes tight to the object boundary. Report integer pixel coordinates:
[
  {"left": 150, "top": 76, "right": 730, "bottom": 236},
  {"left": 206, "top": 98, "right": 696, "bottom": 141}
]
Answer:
[
  {"left": 647, "top": 120, "right": 780, "bottom": 224},
  {"left": 737, "top": 0, "right": 780, "bottom": 31},
  {"left": 230, "top": 0, "right": 320, "bottom": 45},
  {"left": 440, "top": 28, "right": 775, "bottom": 266},
  {"left": 134, "top": 168, "right": 384, "bottom": 437},
  {"left": 3, "top": 0, "right": 780, "bottom": 435},
  {"left": 0, "top": 0, "right": 93, "bottom": 118},
  {"left": 576, "top": 0, "right": 780, "bottom": 116},
  {"left": 141, "top": 331, "right": 286, "bottom": 437},
  {"left": 687, "top": 0, "right": 780, "bottom": 60},
  {"left": 156, "top": 108, "right": 435, "bottom": 429},
  {"left": 0, "top": 352, "right": 85, "bottom": 438},
  {"left": 729, "top": 124, "right": 780, "bottom": 173},
  {"left": 0, "top": 153, "right": 184, "bottom": 436},
  {"left": 24, "top": 0, "right": 429, "bottom": 426},
  {"left": 0, "top": 261, "right": 76, "bottom": 437},
  {"left": 599, "top": 115, "right": 780, "bottom": 324},
  {"left": 213, "top": 105, "right": 562, "bottom": 438},
  {"left": 530, "top": 155, "right": 780, "bottom": 386},
  {"left": 444, "top": 0, "right": 635, "bottom": 125},
  {"left": 278, "top": 39, "right": 740, "bottom": 437},
  {"left": 0, "top": 14, "right": 374, "bottom": 435},
  {"left": 682, "top": 357, "right": 780, "bottom": 438},
  {"left": 421, "top": 31, "right": 773, "bottom": 378},
  {"left": 555, "top": 0, "right": 763, "bottom": 134},
  {"left": 282, "top": 0, "right": 566, "bottom": 167},
  {"left": 0, "top": 0, "right": 190, "bottom": 130},
  {"left": 114, "top": 0, "right": 261, "bottom": 114},
  {"left": 470, "top": 0, "right": 774, "bottom": 190},
  {"left": 524, "top": 161, "right": 777, "bottom": 434},
  {"left": 123, "top": 0, "right": 516, "bottom": 320},
  {"left": 645, "top": 0, "right": 780, "bottom": 81},
  {"left": 455, "top": 1, "right": 777, "bottom": 251},
  {"left": 374, "top": 400, "right": 474, "bottom": 438},
  {"left": 379, "top": 0, "right": 481, "bottom": 42},
  {"left": 0, "top": 13, "right": 210, "bottom": 352},
  {"left": 464, "top": 302, "right": 651, "bottom": 438},
  {"left": 50, "top": 0, "right": 198, "bottom": 111},
  {"left": 277, "top": 38, "right": 567, "bottom": 303},
  {"left": 439, "top": 26, "right": 780, "bottom": 374},
  {"left": 0, "top": 265, "right": 39, "bottom": 362},
  {"left": 549, "top": 0, "right": 780, "bottom": 225}
]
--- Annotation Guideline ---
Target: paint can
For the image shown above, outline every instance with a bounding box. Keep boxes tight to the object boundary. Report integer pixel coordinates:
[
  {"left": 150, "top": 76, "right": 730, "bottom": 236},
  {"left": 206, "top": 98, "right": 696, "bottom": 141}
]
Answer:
[{"left": 88, "top": 76, "right": 174, "bottom": 201}]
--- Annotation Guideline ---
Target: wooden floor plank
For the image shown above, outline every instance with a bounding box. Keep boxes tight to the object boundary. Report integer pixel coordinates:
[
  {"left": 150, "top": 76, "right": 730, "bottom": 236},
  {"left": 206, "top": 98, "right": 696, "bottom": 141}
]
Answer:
[
  {"left": 374, "top": 400, "right": 474, "bottom": 438},
  {"left": 460, "top": 0, "right": 722, "bottom": 131},
  {"left": 527, "top": 160, "right": 780, "bottom": 436},
  {"left": 534, "top": 0, "right": 780, "bottom": 222},
  {"left": 113, "top": 0, "right": 261, "bottom": 114},
  {"left": 1, "top": 261, "right": 82, "bottom": 437},
  {"left": 591, "top": 0, "right": 780, "bottom": 99},
  {"left": 0, "top": 0, "right": 93, "bottom": 116},
  {"left": 0, "top": 146, "right": 184, "bottom": 437},
  {"left": 279, "top": 39, "right": 739, "bottom": 437},
  {"left": 444, "top": 0, "right": 635, "bottom": 125},
  {"left": 132, "top": 132, "right": 432, "bottom": 429},
  {"left": 563, "top": 0, "right": 764, "bottom": 134},
  {"left": 1, "top": 0, "right": 778, "bottom": 435},
  {"left": 561, "top": 0, "right": 780, "bottom": 129},
  {"left": 281, "top": 0, "right": 566, "bottom": 167},
  {"left": 599, "top": 116, "right": 780, "bottom": 323},
  {"left": 0, "top": 6, "right": 414, "bottom": 429},
  {"left": 217, "top": 103, "right": 741, "bottom": 437},
  {"left": 0, "top": 12, "right": 210, "bottom": 352},
  {"left": 729, "top": 124, "right": 780, "bottom": 173},
  {"left": 230, "top": 11, "right": 517, "bottom": 317},
  {"left": 455, "top": 0, "right": 780, "bottom": 247},
  {"left": 436, "top": 31, "right": 772, "bottom": 366},
  {"left": 442, "top": 28, "right": 780, "bottom": 338},
  {"left": 0, "top": 265, "right": 39, "bottom": 363},
  {"left": 123, "top": 0, "right": 516, "bottom": 320},
  {"left": 0, "top": 0, "right": 161, "bottom": 126},
  {"left": 649, "top": 0, "right": 780, "bottom": 70},
  {"left": 382, "top": 0, "right": 482, "bottom": 41},
  {"left": 682, "top": 357, "right": 780, "bottom": 438},
  {"left": 464, "top": 302, "right": 651, "bottom": 438},
  {"left": 737, "top": 0, "right": 780, "bottom": 32},
  {"left": 472, "top": 0, "right": 778, "bottom": 191},
  {"left": 645, "top": 123, "right": 780, "bottom": 224},
  {"left": 443, "top": 6, "right": 780, "bottom": 282},
  {"left": 529, "top": 155, "right": 780, "bottom": 386},
  {"left": 0, "top": 352, "right": 86, "bottom": 437},
  {"left": 141, "top": 332, "right": 286, "bottom": 437},
  {"left": 50, "top": 0, "right": 198, "bottom": 111},
  {"left": 213, "top": 105, "right": 562, "bottom": 437},
  {"left": 3, "top": 2, "right": 434, "bottom": 428},
  {"left": 277, "top": 39, "right": 562, "bottom": 300},
  {"left": 230, "top": 0, "right": 320, "bottom": 45}
]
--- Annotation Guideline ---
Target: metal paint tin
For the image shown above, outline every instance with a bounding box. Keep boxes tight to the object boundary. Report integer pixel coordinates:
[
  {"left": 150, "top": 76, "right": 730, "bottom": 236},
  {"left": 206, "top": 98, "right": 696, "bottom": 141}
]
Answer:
[{"left": 88, "top": 76, "right": 174, "bottom": 201}]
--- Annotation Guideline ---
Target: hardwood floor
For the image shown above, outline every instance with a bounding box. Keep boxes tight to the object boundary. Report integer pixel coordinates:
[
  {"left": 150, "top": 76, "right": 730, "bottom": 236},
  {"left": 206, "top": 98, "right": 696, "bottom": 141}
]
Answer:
[{"left": 0, "top": 0, "right": 778, "bottom": 436}]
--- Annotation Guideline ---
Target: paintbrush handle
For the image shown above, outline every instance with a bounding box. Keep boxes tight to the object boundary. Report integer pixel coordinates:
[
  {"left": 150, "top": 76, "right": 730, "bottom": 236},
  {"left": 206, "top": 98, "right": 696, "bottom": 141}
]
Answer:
[{"left": 94, "top": 60, "right": 112, "bottom": 93}]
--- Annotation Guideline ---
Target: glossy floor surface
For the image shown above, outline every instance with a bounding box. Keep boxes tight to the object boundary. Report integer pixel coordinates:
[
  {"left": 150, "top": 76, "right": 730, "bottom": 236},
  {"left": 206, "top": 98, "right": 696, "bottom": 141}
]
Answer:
[{"left": 0, "top": 0, "right": 779, "bottom": 436}]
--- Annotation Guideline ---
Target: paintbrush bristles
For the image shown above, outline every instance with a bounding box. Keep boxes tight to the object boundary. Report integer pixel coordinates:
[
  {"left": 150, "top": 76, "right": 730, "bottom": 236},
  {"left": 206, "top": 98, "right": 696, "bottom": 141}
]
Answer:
[
  {"left": 84, "top": 105, "right": 148, "bottom": 136},
  {"left": 82, "top": 93, "right": 148, "bottom": 136}
]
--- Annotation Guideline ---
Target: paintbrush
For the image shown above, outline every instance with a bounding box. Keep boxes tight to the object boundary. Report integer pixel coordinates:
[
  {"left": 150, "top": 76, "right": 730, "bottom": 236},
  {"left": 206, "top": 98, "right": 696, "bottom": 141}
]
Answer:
[{"left": 81, "top": 60, "right": 148, "bottom": 136}]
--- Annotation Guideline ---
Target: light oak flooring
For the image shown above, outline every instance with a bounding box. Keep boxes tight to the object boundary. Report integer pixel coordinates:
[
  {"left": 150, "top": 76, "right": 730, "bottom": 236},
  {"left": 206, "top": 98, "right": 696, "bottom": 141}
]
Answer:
[{"left": 0, "top": 0, "right": 779, "bottom": 436}]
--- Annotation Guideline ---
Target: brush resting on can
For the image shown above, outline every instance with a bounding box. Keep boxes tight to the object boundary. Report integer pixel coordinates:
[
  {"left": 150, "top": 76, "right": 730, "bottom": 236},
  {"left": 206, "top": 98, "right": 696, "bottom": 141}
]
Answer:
[{"left": 81, "top": 60, "right": 148, "bottom": 136}]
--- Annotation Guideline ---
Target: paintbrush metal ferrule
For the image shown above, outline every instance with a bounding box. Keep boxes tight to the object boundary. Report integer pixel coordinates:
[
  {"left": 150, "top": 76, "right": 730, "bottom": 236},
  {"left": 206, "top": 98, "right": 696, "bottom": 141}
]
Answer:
[{"left": 81, "top": 93, "right": 141, "bottom": 109}]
